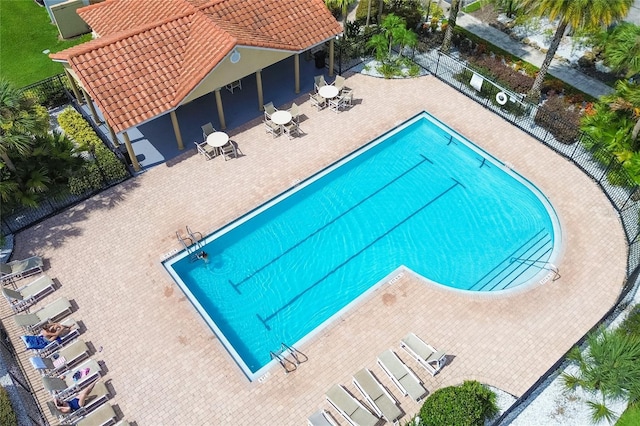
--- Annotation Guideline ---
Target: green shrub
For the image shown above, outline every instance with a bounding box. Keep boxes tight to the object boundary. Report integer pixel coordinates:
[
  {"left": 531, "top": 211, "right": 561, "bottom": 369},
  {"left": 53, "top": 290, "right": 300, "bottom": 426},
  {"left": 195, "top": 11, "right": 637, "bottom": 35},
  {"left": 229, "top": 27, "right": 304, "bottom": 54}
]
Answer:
[
  {"left": 419, "top": 381, "right": 499, "bottom": 426},
  {"left": 0, "top": 387, "right": 17, "bottom": 426},
  {"left": 57, "top": 107, "right": 128, "bottom": 195},
  {"left": 534, "top": 95, "right": 581, "bottom": 144},
  {"left": 618, "top": 304, "right": 640, "bottom": 337}
]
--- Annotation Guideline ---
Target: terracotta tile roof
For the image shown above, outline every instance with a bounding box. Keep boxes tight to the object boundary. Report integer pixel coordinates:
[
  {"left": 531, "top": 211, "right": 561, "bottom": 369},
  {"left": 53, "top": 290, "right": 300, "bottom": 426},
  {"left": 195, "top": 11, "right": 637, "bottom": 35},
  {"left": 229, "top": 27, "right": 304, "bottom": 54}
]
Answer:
[{"left": 51, "top": 0, "right": 342, "bottom": 133}]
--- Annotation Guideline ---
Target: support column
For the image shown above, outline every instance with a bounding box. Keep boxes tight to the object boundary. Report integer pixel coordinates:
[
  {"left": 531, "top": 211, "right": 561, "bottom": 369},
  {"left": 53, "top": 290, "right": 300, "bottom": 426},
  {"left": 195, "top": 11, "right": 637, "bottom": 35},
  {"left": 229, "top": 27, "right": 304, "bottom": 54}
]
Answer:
[
  {"left": 170, "top": 111, "right": 184, "bottom": 150},
  {"left": 80, "top": 87, "right": 101, "bottom": 124},
  {"left": 106, "top": 123, "right": 120, "bottom": 148},
  {"left": 122, "top": 131, "right": 141, "bottom": 172},
  {"left": 328, "top": 39, "right": 335, "bottom": 77},
  {"left": 64, "top": 69, "right": 82, "bottom": 104},
  {"left": 294, "top": 54, "right": 300, "bottom": 94},
  {"left": 214, "top": 88, "right": 226, "bottom": 130},
  {"left": 256, "top": 70, "right": 264, "bottom": 111}
]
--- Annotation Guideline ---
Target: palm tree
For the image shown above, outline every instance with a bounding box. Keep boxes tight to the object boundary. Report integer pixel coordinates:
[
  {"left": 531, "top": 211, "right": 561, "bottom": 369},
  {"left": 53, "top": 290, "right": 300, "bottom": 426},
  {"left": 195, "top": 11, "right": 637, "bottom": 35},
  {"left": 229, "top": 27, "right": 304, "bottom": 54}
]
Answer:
[
  {"left": 604, "top": 22, "right": 640, "bottom": 79},
  {"left": 441, "top": 0, "right": 461, "bottom": 52},
  {"left": 325, "top": 0, "right": 355, "bottom": 31},
  {"left": 607, "top": 80, "right": 640, "bottom": 145},
  {"left": 0, "top": 79, "right": 39, "bottom": 172},
  {"left": 519, "top": 0, "right": 634, "bottom": 102},
  {"left": 562, "top": 326, "right": 640, "bottom": 423}
]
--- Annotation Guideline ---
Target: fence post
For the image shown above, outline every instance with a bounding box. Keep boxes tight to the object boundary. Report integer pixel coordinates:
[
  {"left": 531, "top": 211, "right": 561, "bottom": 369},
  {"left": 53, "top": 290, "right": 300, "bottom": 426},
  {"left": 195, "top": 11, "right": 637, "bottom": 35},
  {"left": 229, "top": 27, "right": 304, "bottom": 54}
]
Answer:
[{"left": 435, "top": 52, "right": 441, "bottom": 75}]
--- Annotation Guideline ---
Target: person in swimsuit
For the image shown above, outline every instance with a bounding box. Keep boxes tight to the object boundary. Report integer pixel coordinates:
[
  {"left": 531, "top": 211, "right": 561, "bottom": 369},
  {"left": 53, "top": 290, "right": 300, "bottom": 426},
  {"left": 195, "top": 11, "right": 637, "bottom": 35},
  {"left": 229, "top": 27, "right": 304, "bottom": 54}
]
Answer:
[
  {"left": 53, "top": 380, "right": 98, "bottom": 413},
  {"left": 40, "top": 322, "right": 71, "bottom": 341}
]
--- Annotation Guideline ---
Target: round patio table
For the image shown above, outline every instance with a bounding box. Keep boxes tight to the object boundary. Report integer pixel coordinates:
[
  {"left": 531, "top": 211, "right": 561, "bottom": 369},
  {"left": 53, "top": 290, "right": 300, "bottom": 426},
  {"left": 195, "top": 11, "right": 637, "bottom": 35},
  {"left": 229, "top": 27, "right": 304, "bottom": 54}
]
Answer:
[
  {"left": 207, "top": 131, "right": 229, "bottom": 148},
  {"left": 318, "top": 85, "right": 339, "bottom": 99},
  {"left": 270, "top": 110, "right": 293, "bottom": 125}
]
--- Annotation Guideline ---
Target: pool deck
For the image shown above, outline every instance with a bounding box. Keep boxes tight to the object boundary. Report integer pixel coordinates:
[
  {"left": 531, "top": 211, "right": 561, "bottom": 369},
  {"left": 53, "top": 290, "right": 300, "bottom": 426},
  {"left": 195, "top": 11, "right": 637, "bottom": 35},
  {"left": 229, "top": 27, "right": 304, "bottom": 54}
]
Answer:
[{"left": 3, "top": 73, "right": 627, "bottom": 425}]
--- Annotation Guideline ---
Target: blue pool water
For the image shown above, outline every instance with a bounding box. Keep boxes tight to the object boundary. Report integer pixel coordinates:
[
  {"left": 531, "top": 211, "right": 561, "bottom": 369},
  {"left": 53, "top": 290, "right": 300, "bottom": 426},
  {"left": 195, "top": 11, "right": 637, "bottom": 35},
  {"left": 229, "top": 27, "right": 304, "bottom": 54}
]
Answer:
[{"left": 163, "top": 112, "right": 561, "bottom": 379}]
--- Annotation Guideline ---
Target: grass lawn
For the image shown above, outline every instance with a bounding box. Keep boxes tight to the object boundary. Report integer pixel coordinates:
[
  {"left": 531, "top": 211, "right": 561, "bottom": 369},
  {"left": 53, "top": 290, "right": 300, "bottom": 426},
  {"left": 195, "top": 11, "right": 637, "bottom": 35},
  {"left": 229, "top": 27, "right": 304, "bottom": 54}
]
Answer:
[
  {"left": 0, "top": 0, "right": 91, "bottom": 88},
  {"left": 617, "top": 403, "right": 640, "bottom": 426}
]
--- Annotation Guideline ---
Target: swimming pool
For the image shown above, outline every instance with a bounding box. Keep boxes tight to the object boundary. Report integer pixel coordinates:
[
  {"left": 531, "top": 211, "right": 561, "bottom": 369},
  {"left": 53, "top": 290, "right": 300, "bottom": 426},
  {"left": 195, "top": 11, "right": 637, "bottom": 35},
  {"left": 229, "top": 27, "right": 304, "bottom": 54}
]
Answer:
[{"left": 163, "top": 111, "right": 562, "bottom": 379}]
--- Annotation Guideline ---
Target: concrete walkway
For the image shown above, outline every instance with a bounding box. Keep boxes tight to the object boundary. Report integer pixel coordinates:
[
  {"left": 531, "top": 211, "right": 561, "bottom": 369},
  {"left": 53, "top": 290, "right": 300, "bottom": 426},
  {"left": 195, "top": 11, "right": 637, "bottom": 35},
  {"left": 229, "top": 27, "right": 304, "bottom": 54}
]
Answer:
[{"left": 456, "top": 12, "right": 613, "bottom": 99}]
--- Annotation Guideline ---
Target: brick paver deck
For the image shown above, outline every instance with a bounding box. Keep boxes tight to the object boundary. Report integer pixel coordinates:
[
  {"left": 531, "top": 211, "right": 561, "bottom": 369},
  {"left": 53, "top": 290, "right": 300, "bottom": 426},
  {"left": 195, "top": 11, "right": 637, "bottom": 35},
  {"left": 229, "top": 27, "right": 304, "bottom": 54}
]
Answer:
[{"left": 3, "top": 74, "right": 626, "bottom": 425}]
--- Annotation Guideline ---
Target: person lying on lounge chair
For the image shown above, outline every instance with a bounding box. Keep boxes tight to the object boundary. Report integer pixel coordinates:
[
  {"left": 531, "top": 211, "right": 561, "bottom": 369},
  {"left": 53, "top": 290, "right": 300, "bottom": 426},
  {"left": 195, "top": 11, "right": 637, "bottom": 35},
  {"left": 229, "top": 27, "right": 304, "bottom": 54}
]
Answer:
[
  {"left": 41, "top": 322, "right": 72, "bottom": 341},
  {"left": 54, "top": 380, "right": 98, "bottom": 413}
]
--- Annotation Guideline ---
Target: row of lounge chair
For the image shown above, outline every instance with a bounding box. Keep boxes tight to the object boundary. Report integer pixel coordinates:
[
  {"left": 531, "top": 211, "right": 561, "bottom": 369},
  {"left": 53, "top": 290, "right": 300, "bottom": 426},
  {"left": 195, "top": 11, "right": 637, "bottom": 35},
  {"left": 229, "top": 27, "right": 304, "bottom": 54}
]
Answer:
[
  {"left": 310, "top": 333, "right": 447, "bottom": 426},
  {"left": 1, "top": 256, "right": 128, "bottom": 426}
]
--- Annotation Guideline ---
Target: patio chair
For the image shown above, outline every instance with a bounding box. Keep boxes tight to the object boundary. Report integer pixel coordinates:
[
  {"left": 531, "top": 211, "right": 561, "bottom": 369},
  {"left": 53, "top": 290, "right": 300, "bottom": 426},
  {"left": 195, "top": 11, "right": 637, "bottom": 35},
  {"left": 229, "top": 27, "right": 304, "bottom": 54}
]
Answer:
[
  {"left": 326, "top": 384, "right": 380, "bottom": 426},
  {"left": 329, "top": 95, "right": 346, "bottom": 113},
  {"left": 21, "top": 317, "right": 79, "bottom": 357},
  {"left": 225, "top": 79, "right": 242, "bottom": 93},
  {"left": 400, "top": 332, "right": 447, "bottom": 376},
  {"left": 76, "top": 402, "right": 117, "bottom": 426},
  {"left": 288, "top": 102, "right": 300, "bottom": 123},
  {"left": 263, "top": 102, "right": 277, "bottom": 118},
  {"left": 377, "top": 349, "right": 428, "bottom": 402},
  {"left": 14, "top": 297, "right": 73, "bottom": 332},
  {"left": 194, "top": 141, "right": 217, "bottom": 160},
  {"left": 307, "top": 409, "right": 339, "bottom": 426},
  {"left": 333, "top": 75, "right": 350, "bottom": 92},
  {"left": 314, "top": 75, "right": 328, "bottom": 91},
  {"left": 341, "top": 89, "right": 353, "bottom": 107},
  {"left": 2, "top": 273, "right": 56, "bottom": 312},
  {"left": 201, "top": 122, "right": 216, "bottom": 139},
  {"left": 353, "top": 369, "right": 402, "bottom": 424},
  {"left": 30, "top": 339, "right": 90, "bottom": 375},
  {"left": 46, "top": 380, "right": 110, "bottom": 424},
  {"left": 283, "top": 121, "right": 299, "bottom": 139},
  {"left": 310, "top": 92, "right": 325, "bottom": 111},
  {"left": 0, "top": 255, "right": 44, "bottom": 283},
  {"left": 264, "top": 118, "right": 281, "bottom": 138},
  {"left": 219, "top": 141, "right": 238, "bottom": 161}
]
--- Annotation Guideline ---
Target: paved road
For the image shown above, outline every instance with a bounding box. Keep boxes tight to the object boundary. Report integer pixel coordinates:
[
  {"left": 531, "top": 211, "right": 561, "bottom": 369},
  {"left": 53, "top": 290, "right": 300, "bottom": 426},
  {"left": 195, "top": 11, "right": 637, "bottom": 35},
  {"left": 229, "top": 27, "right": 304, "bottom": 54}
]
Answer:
[{"left": 456, "top": 13, "right": 614, "bottom": 98}]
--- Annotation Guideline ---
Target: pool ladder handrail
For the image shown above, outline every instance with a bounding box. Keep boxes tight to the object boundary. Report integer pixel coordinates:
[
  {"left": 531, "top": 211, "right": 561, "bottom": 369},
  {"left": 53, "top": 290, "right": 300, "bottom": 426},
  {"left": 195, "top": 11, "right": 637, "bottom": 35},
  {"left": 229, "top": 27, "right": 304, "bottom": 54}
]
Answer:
[
  {"left": 270, "top": 343, "right": 308, "bottom": 374},
  {"left": 510, "top": 257, "right": 561, "bottom": 281},
  {"left": 176, "top": 226, "right": 205, "bottom": 262}
]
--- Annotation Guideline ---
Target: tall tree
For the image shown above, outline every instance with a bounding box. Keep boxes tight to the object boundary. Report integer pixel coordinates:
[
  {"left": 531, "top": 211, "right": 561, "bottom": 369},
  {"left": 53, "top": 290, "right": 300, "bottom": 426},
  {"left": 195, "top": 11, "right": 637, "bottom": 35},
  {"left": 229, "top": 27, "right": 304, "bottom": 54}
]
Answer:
[
  {"left": 519, "top": 0, "right": 634, "bottom": 102},
  {"left": 607, "top": 80, "right": 640, "bottom": 144},
  {"left": 325, "top": 0, "right": 355, "bottom": 31},
  {"left": 441, "top": 0, "right": 461, "bottom": 52}
]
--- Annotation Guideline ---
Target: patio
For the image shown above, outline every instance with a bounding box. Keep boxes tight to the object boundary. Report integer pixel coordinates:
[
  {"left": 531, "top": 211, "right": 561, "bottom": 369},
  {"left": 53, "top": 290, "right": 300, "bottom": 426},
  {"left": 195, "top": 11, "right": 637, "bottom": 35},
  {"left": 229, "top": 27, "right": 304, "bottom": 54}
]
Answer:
[{"left": 2, "top": 73, "right": 627, "bottom": 425}]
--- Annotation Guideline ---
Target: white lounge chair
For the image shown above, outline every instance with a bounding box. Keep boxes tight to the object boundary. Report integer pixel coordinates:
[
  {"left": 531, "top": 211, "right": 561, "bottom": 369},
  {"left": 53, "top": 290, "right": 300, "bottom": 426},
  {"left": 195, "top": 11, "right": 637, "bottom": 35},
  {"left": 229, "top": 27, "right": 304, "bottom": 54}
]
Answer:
[
  {"left": 2, "top": 274, "right": 55, "bottom": 312},
  {"left": 47, "top": 381, "right": 110, "bottom": 424},
  {"left": 76, "top": 402, "right": 117, "bottom": 426},
  {"left": 326, "top": 384, "right": 380, "bottom": 426},
  {"left": 14, "top": 297, "right": 73, "bottom": 332},
  {"left": 46, "top": 380, "right": 110, "bottom": 424},
  {"left": 377, "top": 350, "right": 428, "bottom": 402},
  {"left": 30, "top": 339, "right": 90, "bottom": 375},
  {"left": 42, "top": 358, "right": 103, "bottom": 398},
  {"left": 400, "top": 332, "right": 447, "bottom": 376},
  {"left": 0, "top": 255, "right": 44, "bottom": 283},
  {"left": 353, "top": 369, "right": 402, "bottom": 424},
  {"left": 307, "top": 409, "right": 339, "bottom": 426}
]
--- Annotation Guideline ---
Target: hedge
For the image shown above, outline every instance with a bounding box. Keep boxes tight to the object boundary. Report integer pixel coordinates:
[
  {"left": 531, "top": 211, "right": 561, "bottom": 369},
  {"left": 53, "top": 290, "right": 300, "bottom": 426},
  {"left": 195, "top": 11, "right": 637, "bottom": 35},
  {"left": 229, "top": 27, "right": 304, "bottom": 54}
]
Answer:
[
  {"left": 0, "top": 387, "right": 17, "bottom": 426},
  {"left": 57, "top": 107, "right": 129, "bottom": 194}
]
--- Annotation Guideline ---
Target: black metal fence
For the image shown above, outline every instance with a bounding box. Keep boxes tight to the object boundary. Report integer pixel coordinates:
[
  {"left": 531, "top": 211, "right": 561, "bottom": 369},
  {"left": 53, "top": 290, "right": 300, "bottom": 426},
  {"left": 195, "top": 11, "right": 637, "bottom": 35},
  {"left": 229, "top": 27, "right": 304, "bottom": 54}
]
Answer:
[{"left": 20, "top": 74, "right": 74, "bottom": 109}]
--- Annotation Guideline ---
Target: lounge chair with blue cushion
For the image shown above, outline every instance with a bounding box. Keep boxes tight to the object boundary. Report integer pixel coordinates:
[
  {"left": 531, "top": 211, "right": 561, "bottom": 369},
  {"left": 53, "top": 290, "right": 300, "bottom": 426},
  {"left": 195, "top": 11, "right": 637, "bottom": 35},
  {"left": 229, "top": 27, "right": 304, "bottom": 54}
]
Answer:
[
  {"left": 307, "top": 409, "right": 339, "bottom": 426},
  {"left": 400, "top": 332, "right": 447, "bottom": 376},
  {"left": 76, "top": 402, "right": 117, "bottom": 426},
  {"left": 353, "top": 368, "right": 402, "bottom": 424},
  {"left": 0, "top": 255, "right": 44, "bottom": 283},
  {"left": 21, "top": 317, "right": 79, "bottom": 356},
  {"left": 377, "top": 350, "right": 428, "bottom": 402},
  {"left": 2, "top": 274, "right": 55, "bottom": 312},
  {"left": 14, "top": 297, "right": 73, "bottom": 332},
  {"left": 326, "top": 384, "right": 380, "bottom": 426}
]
